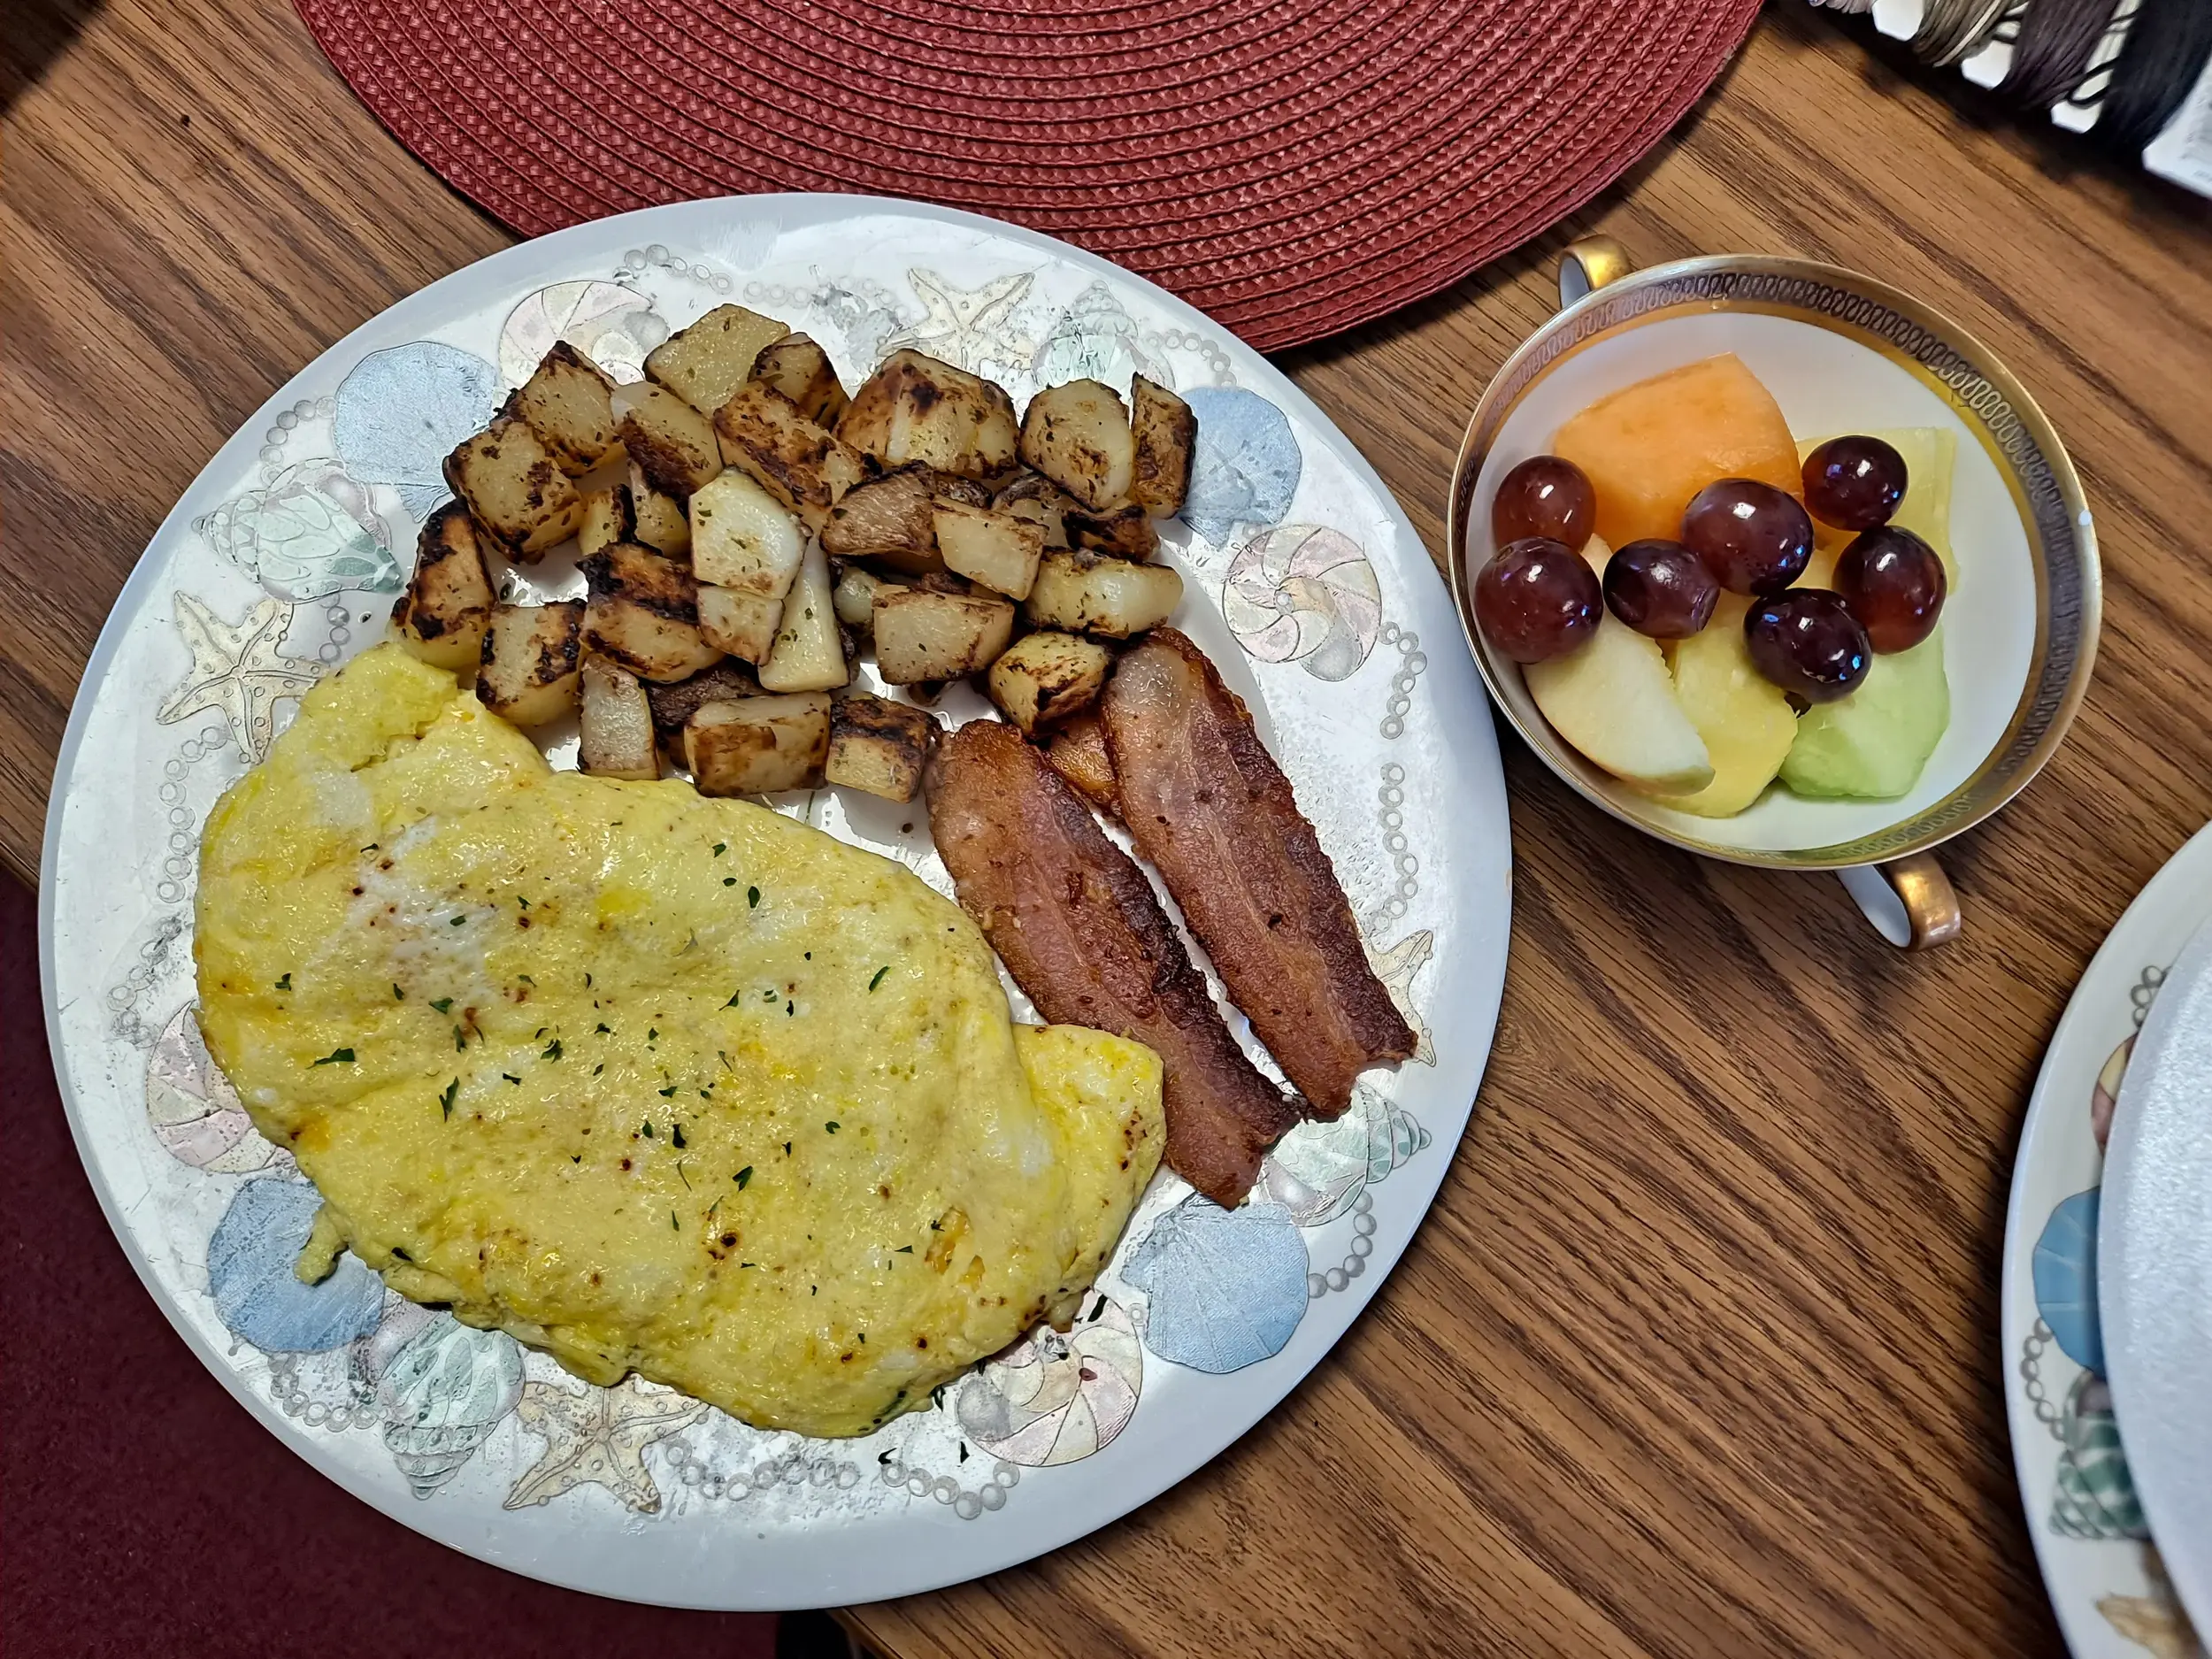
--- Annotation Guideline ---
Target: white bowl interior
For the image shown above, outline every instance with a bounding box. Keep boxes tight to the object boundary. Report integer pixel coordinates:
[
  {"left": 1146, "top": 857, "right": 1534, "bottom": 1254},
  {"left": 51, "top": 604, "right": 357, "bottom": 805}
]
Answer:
[{"left": 1471, "top": 310, "right": 2037, "bottom": 854}]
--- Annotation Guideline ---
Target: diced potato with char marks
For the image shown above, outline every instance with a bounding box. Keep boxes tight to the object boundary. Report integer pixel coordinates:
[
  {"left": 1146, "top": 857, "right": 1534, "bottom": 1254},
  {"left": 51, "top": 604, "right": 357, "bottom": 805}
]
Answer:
[
  {"left": 1018, "top": 380, "right": 1134, "bottom": 510},
  {"left": 645, "top": 659, "right": 759, "bottom": 741},
  {"left": 994, "top": 469, "right": 1077, "bottom": 548},
  {"left": 933, "top": 499, "right": 1045, "bottom": 599},
  {"left": 832, "top": 562, "right": 905, "bottom": 636},
  {"left": 514, "top": 342, "right": 621, "bottom": 476},
  {"left": 750, "top": 334, "right": 849, "bottom": 427},
  {"left": 614, "top": 381, "right": 722, "bottom": 500},
  {"left": 578, "top": 655, "right": 660, "bottom": 780},
  {"left": 987, "top": 630, "right": 1113, "bottom": 735},
  {"left": 476, "top": 600, "right": 583, "bottom": 726},
  {"left": 580, "top": 542, "right": 722, "bottom": 681},
  {"left": 626, "top": 462, "right": 691, "bottom": 556},
  {"left": 820, "top": 465, "right": 944, "bottom": 572},
  {"left": 826, "top": 692, "right": 937, "bottom": 802},
  {"left": 696, "top": 587, "right": 784, "bottom": 665},
  {"left": 1064, "top": 501, "right": 1158, "bottom": 562},
  {"left": 836, "top": 349, "right": 1010, "bottom": 479},
  {"left": 443, "top": 416, "right": 581, "bottom": 559},
  {"left": 685, "top": 693, "right": 830, "bottom": 795},
  {"left": 1129, "top": 375, "right": 1195, "bottom": 516},
  {"left": 688, "top": 468, "right": 805, "bottom": 599},
  {"left": 391, "top": 502, "right": 495, "bottom": 672},
  {"left": 713, "top": 382, "right": 866, "bottom": 534},
  {"left": 757, "top": 543, "right": 849, "bottom": 694},
  {"left": 578, "top": 483, "right": 636, "bottom": 558},
  {"left": 972, "top": 381, "right": 1019, "bottom": 479},
  {"left": 644, "top": 303, "right": 790, "bottom": 417},
  {"left": 1044, "top": 709, "right": 1120, "bottom": 813},
  {"left": 872, "top": 588, "right": 1017, "bottom": 684},
  {"left": 1023, "top": 549, "right": 1182, "bottom": 638}
]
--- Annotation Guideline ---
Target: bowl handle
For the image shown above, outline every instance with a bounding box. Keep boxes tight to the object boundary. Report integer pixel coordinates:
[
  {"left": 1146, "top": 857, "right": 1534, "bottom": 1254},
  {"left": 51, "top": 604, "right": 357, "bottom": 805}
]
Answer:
[
  {"left": 1558, "top": 236, "right": 1634, "bottom": 307},
  {"left": 1837, "top": 856, "right": 1964, "bottom": 950}
]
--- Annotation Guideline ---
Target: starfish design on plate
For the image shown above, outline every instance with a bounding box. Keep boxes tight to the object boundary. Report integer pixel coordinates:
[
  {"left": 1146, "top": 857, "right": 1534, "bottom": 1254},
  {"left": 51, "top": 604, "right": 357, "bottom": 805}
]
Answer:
[
  {"left": 157, "top": 592, "right": 322, "bottom": 762},
  {"left": 882, "top": 269, "right": 1037, "bottom": 374},
  {"left": 503, "top": 1376, "right": 705, "bottom": 1514},
  {"left": 1367, "top": 929, "right": 1435, "bottom": 1066}
]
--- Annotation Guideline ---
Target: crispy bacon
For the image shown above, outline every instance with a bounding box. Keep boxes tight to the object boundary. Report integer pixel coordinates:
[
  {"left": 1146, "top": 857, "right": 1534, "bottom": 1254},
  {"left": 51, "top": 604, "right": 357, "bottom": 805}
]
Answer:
[
  {"left": 1102, "top": 630, "right": 1416, "bottom": 1118},
  {"left": 926, "top": 721, "right": 1297, "bottom": 1206}
]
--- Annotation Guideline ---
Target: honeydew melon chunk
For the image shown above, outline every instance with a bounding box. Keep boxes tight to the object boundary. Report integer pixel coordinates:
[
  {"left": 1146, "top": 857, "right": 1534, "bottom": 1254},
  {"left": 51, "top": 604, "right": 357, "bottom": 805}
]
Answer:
[{"left": 1778, "top": 626, "right": 1950, "bottom": 800}]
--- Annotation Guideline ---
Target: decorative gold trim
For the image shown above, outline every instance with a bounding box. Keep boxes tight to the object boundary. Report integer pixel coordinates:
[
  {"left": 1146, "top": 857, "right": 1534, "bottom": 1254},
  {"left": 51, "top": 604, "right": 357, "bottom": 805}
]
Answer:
[{"left": 1444, "top": 253, "right": 2100, "bottom": 872}]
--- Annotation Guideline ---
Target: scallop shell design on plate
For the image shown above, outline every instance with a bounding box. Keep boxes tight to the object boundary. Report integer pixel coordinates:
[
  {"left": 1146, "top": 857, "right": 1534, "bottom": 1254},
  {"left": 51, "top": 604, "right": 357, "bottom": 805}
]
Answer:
[
  {"left": 333, "top": 342, "right": 504, "bottom": 518},
  {"left": 1179, "top": 388, "right": 1302, "bottom": 546},
  {"left": 367, "top": 1306, "right": 526, "bottom": 1499},
  {"left": 2053, "top": 1373, "right": 2148, "bottom": 1540},
  {"left": 1123, "top": 1198, "right": 1309, "bottom": 1373},
  {"left": 146, "top": 1002, "right": 284, "bottom": 1173},
  {"left": 1262, "top": 1083, "right": 1429, "bottom": 1226},
  {"left": 2033, "top": 1187, "right": 2104, "bottom": 1375},
  {"left": 498, "top": 280, "right": 666, "bottom": 384},
  {"left": 197, "top": 459, "right": 400, "bottom": 601},
  {"left": 2092, "top": 1033, "right": 2132, "bottom": 1154},
  {"left": 956, "top": 1297, "right": 1142, "bottom": 1468},
  {"left": 1223, "top": 526, "right": 1382, "bottom": 681},
  {"left": 206, "top": 1178, "right": 386, "bottom": 1354}
]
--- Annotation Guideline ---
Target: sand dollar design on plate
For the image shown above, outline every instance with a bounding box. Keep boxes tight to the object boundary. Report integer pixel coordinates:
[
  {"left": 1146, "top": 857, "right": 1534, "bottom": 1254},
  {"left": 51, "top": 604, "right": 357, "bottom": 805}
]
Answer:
[
  {"left": 1179, "top": 388, "right": 1302, "bottom": 545},
  {"left": 956, "top": 1296, "right": 1143, "bottom": 1468},
  {"left": 206, "top": 1177, "right": 385, "bottom": 1353},
  {"left": 1122, "top": 1198, "right": 1309, "bottom": 1373},
  {"left": 366, "top": 1303, "right": 526, "bottom": 1499},
  {"left": 1262, "top": 1083, "right": 1431, "bottom": 1227},
  {"left": 333, "top": 341, "right": 504, "bottom": 518},
  {"left": 1223, "top": 525, "right": 1382, "bottom": 681},
  {"left": 197, "top": 458, "right": 400, "bottom": 601},
  {"left": 146, "top": 1002, "right": 284, "bottom": 1173},
  {"left": 498, "top": 280, "right": 666, "bottom": 385}
]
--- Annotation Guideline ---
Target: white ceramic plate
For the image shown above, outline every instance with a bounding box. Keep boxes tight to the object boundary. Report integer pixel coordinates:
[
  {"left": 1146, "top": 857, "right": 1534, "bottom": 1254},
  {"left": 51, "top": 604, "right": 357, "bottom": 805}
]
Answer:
[
  {"left": 2103, "top": 901, "right": 2212, "bottom": 1633},
  {"left": 2003, "top": 823, "right": 2212, "bottom": 1657},
  {"left": 37, "top": 196, "right": 1510, "bottom": 1609}
]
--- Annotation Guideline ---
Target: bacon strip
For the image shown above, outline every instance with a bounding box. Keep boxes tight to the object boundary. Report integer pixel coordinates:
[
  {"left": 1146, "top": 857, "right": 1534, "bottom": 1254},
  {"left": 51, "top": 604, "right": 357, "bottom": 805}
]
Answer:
[
  {"left": 1102, "top": 630, "right": 1416, "bottom": 1119},
  {"left": 926, "top": 720, "right": 1298, "bottom": 1206}
]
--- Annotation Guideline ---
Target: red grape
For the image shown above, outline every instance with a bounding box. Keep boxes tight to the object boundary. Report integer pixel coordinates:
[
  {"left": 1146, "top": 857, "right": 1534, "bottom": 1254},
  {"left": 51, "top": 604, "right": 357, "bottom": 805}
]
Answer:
[
  {"left": 1744, "top": 590, "right": 1871, "bottom": 703},
  {"left": 1835, "top": 526, "right": 1947, "bottom": 652},
  {"left": 1603, "top": 539, "right": 1719, "bottom": 638},
  {"left": 1492, "top": 456, "right": 1596, "bottom": 549},
  {"left": 1801, "top": 435, "right": 1908, "bottom": 532},
  {"left": 1474, "top": 536, "right": 1601, "bottom": 664},
  {"left": 1681, "top": 480, "right": 1815, "bottom": 595}
]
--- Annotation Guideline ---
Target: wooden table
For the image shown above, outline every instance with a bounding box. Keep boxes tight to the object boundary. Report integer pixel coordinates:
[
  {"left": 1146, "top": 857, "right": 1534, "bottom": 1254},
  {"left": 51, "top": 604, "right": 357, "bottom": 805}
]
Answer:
[{"left": 8, "top": 4, "right": 2212, "bottom": 1653}]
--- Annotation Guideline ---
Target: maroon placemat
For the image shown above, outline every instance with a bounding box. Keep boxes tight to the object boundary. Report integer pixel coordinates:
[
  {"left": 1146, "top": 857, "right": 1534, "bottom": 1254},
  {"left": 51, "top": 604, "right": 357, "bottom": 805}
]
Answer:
[
  {"left": 292, "top": 0, "right": 1760, "bottom": 350},
  {"left": 0, "top": 879, "right": 780, "bottom": 1654}
]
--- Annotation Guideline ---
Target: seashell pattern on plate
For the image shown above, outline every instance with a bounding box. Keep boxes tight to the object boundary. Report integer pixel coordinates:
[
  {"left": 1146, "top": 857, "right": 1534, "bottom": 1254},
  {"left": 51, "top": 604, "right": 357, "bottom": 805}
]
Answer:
[
  {"left": 956, "top": 1297, "right": 1143, "bottom": 1468},
  {"left": 1223, "top": 525, "right": 1383, "bottom": 681},
  {"left": 146, "top": 1002, "right": 285, "bottom": 1173},
  {"left": 498, "top": 280, "right": 667, "bottom": 384}
]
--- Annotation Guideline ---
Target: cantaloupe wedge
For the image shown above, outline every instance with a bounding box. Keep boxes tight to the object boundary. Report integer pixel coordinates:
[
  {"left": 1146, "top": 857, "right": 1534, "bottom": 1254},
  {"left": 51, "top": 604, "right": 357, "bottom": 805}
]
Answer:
[
  {"left": 1795, "top": 428, "right": 1958, "bottom": 593},
  {"left": 1552, "top": 355, "right": 1801, "bottom": 549}
]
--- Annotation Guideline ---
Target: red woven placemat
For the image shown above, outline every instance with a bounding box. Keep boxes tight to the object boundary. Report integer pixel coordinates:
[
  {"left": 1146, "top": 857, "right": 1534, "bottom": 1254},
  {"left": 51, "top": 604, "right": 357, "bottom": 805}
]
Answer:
[{"left": 296, "top": 0, "right": 1758, "bottom": 349}]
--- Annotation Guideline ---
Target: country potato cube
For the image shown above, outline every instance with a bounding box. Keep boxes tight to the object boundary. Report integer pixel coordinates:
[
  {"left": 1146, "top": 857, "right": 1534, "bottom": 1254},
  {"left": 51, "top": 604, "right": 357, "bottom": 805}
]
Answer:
[
  {"left": 750, "top": 334, "right": 849, "bottom": 427},
  {"left": 579, "top": 655, "right": 660, "bottom": 780},
  {"left": 831, "top": 563, "right": 904, "bottom": 635},
  {"left": 826, "top": 693, "right": 936, "bottom": 803},
  {"left": 1064, "top": 501, "right": 1158, "bottom": 561},
  {"left": 986, "top": 630, "right": 1114, "bottom": 734},
  {"left": 515, "top": 342, "right": 621, "bottom": 476},
  {"left": 391, "top": 502, "right": 496, "bottom": 672},
  {"left": 835, "top": 349, "right": 1010, "bottom": 478},
  {"left": 757, "top": 543, "right": 849, "bottom": 694},
  {"left": 578, "top": 483, "right": 636, "bottom": 558},
  {"left": 933, "top": 499, "right": 1044, "bottom": 599},
  {"left": 1024, "top": 549, "right": 1182, "bottom": 638},
  {"left": 994, "top": 470, "right": 1077, "bottom": 548},
  {"left": 1129, "top": 375, "right": 1195, "bottom": 516},
  {"left": 819, "top": 465, "right": 943, "bottom": 572},
  {"left": 443, "top": 416, "right": 582, "bottom": 559},
  {"left": 580, "top": 542, "right": 722, "bottom": 681},
  {"left": 872, "top": 588, "right": 1016, "bottom": 684},
  {"left": 645, "top": 659, "right": 760, "bottom": 742},
  {"left": 614, "top": 381, "right": 722, "bottom": 500},
  {"left": 685, "top": 693, "right": 831, "bottom": 795},
  {"left": 696, "top": 587, "right": 785, "bottom": 664},
  {"left": 688, "top": 468, "right": 805, "bottom": 599},
  {"left": 644, "top": 303, "right": 790, "bottom": 417},
  {"left": 1017, "top": 380, "right": 1134, "bottom": 509},
  {"left": 476, "top": 600, "right": 583, "bottom": 726},
  {"left": 713, "top": 382, "right": 866, "bottom": 533},
  {"left": 627, "top": 462, "right": 691, "bottom": 556}
]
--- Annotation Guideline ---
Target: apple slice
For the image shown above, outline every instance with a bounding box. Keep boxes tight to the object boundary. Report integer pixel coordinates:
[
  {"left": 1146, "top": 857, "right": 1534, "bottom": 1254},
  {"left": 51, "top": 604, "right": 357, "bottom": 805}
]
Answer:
[
  {"left": 1524, "top": 536, "right": 1714, "bottom": 794},
  {"left": 1656, "top": 595, "right": 1800, "bottom": 818}
]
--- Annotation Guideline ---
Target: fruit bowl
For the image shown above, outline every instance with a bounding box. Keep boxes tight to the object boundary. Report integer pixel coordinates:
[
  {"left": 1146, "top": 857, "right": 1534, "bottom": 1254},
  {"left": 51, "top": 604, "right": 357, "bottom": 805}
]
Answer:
[{"left": 1447, "top": 243, "right": 2099, "bottom": 939}]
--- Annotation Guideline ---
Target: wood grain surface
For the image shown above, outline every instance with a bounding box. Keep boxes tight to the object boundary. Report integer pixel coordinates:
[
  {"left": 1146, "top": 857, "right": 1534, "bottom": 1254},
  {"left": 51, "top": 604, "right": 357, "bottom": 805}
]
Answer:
[{"left": 7, "top": 4, "right": 2212, "bottom": 1655}]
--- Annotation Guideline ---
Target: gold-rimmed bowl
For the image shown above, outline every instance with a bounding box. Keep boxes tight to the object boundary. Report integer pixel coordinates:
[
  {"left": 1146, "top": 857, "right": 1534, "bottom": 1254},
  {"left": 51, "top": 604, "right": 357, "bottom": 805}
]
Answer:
[{"left": 1446, "top": 241, "right": 2101, "bottom": 948}]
